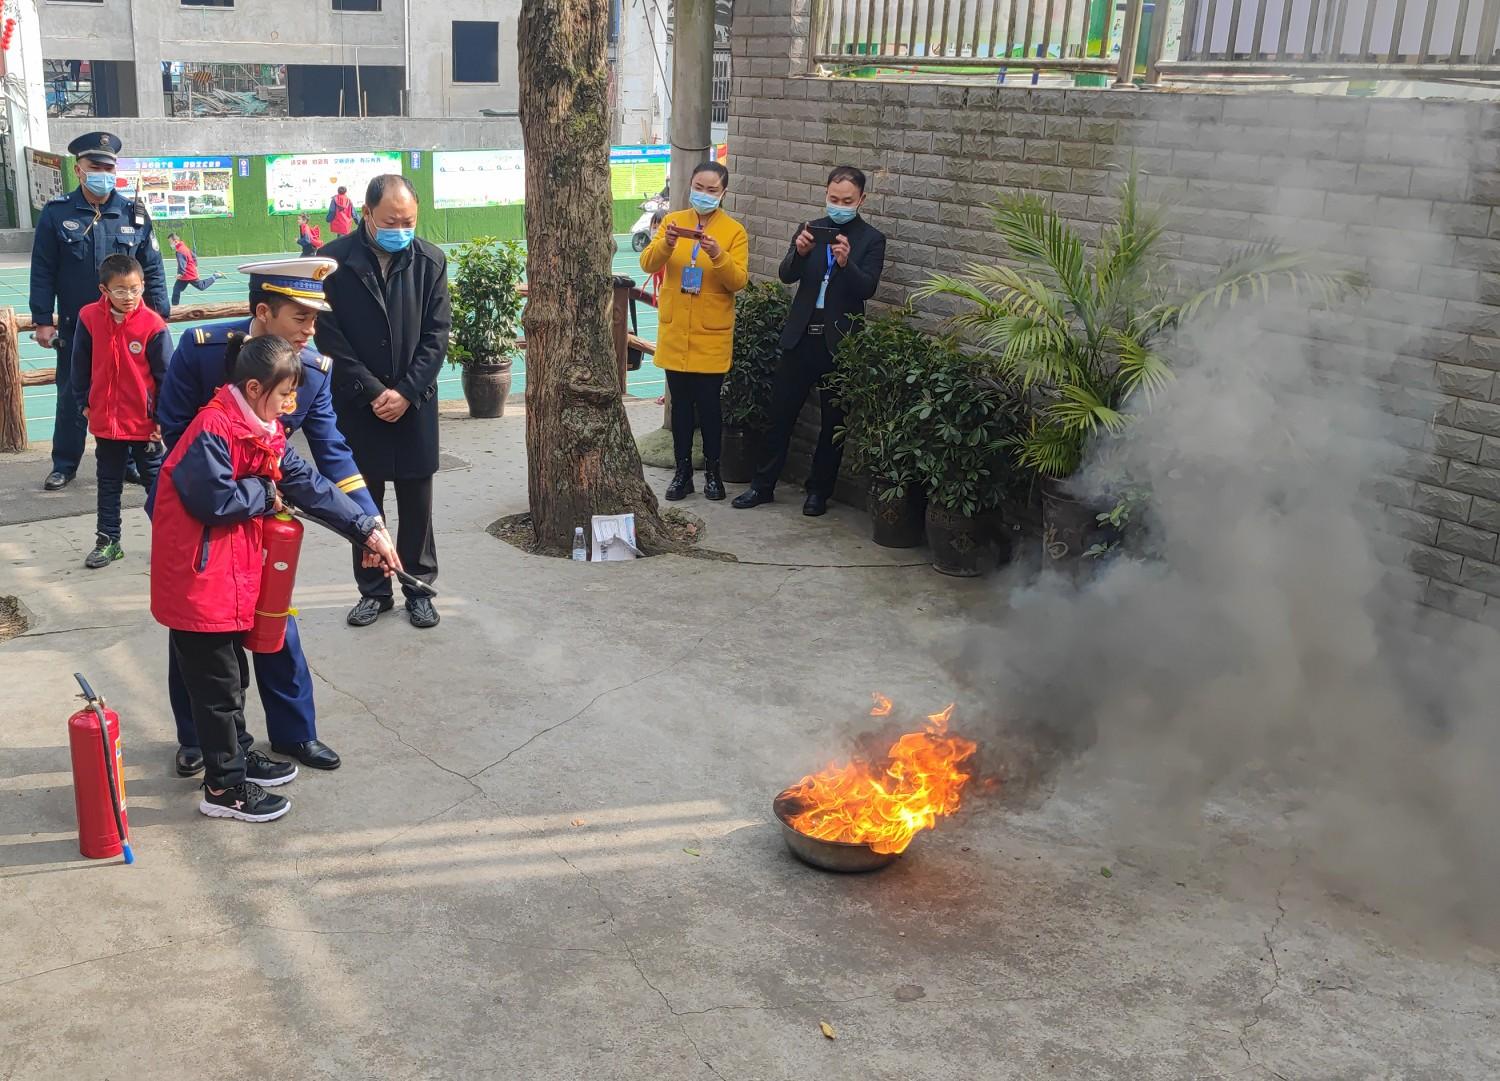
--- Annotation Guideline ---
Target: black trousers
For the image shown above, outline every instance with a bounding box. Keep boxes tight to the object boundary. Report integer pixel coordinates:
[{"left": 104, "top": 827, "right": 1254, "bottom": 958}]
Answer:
[
  {"left": 51, "top": 334, "right": 88, "bottom": 476},
  {"left": 353, "top": 476, "right": 438, "bottom": 601},
  {"left": 95, "top": 438, "right": 162, "bottom": 540},
  {"left": 753, "top": 333, "right": 845, "bottom": 497},
  {"left": 170, "top": 630, "right": 254, "bottom": 789},
  {"left": 663, "top": 370, "right": 725, "bottom": 462}
]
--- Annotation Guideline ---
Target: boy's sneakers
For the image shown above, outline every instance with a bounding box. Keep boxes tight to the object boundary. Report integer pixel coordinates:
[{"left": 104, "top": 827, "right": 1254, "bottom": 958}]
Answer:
[
  {"left": 245, "top": 749, "right": 297, "bottom": 787},
  {"left": 84, "top": 534, "right": 124, "bottom": 569},
  {"left": 200, "top": 781, "right": 290, "bottom": 822}
]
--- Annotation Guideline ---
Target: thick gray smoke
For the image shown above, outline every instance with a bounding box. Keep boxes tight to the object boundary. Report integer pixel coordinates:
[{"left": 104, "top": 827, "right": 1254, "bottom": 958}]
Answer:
[{"left": 962, "top": 291, "right": 1500, "bottom": 935}]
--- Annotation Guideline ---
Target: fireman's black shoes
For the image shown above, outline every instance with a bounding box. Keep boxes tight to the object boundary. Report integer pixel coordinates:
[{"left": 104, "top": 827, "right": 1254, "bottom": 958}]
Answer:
[
  {"left": 347, "top": 595, "right": 394, "bottom": 627},
  {"left": 244, "top": 749, "right": 297, "bottom": 787},
  {"left": 84, "top": 534, "right": 124, "bottom": 569},
  {"left": 175, "top": 745, "right": 205, "bottom": 777},
  {"left": 43, "top": 470, "right": 72, "bottom": 491},
  {"left": 406, "top": 596, "right": 440, "bottom": 629},
  {"left": 200, "top": 781, "right": 290, "bottom": 823},
  {"left": 272, "top": 739, "right": 341, "bottom": 770}
]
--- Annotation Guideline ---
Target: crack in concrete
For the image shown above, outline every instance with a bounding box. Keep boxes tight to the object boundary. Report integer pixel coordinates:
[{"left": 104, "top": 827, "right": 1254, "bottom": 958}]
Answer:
[
  {"left": 308, "top": 660, "right": 484, "bottom": 793},
  {"left": 468, "top": 634, "right": 708, "bottom": 780},
  {"left": 0, "top": 927, "right": 237, "bottom": 988},
  {"left": 521, "top": 813, "right": 730, "bottom": 1081},
  {"left": 1236, "top": 857, "right": 1298, "bottom": 1078},
  {"left": 12, "top": 622, "right": 140, "bottom": 641}
]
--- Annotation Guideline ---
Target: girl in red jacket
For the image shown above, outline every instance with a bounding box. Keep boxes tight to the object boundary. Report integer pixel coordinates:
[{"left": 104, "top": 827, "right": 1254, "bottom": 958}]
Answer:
[
  {"left": 72, "top": 254, "right": 171, "bottom": 569},
  {"left": 150, "top": 334, "right": 401, "bottom": 823}
]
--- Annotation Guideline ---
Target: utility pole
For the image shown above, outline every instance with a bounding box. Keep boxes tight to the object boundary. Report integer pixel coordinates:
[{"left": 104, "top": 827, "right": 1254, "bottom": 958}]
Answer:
[{"left": 667, "top": 0, "right": 713, "bottom": 209}]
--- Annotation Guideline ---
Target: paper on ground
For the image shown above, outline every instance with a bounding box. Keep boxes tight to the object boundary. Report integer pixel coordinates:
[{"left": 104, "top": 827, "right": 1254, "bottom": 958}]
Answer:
[{"left": 591, "top": 513, "right": 641, "bottom": 561}]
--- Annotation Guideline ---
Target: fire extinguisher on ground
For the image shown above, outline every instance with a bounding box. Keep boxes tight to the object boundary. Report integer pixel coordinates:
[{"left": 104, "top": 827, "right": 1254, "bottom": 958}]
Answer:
[
  {"left": 68, "top": 673, "right": 134, "bottom": 863},
  {"left": 244, "top": 511, "right": 303, "bottom": 654}
]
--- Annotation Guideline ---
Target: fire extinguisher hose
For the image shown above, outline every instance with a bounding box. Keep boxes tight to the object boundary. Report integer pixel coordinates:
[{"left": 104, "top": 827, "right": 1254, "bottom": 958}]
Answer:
[
  {"left": 283, "top": 503, "right": 438, "bottom": 597},
  {"left": 72, "top": 673, "right": 134, "bottom": 865}
]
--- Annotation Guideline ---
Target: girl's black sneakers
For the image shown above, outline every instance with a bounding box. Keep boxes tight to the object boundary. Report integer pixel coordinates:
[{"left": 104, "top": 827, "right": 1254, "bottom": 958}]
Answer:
[{"left": 200, "top": 781, "right": 290, "bottom": 822}]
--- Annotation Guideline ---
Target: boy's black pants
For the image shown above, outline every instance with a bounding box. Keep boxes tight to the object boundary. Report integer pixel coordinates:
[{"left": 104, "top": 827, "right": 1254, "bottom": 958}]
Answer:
[
  {"left": 95, "top": 438, "right": 162, "bottom": 540},
  {"left": 169, "top": 630, "right": 254, "bottom": 789}
]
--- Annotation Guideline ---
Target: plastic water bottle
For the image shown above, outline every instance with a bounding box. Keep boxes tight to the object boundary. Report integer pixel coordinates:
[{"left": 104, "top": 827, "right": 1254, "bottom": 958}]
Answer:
[{"left": 571, "top": 527, "right": 587, "bottom": 562}]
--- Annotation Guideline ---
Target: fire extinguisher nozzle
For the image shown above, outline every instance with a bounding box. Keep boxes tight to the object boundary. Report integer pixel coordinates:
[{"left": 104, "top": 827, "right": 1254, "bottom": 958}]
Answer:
[{"left": 122, "top": 843, "right": 135, "bottom": 865}]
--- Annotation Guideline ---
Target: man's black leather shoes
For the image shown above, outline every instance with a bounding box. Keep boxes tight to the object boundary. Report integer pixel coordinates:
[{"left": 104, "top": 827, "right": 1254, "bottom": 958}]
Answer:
[
  {"left": 731, "top": 487, "right": 775, "bottom": 509},
  {"left": 175, "top": 745, "right": 205, "bottom": 777},
  {"left": 43, "top": 471, "right": 72, "bottom": 491},
  {"left": 347, "top": 595, "right": 394, "bottom": 627},
  {"left": 803, "top": 493, "right": 830, "bottom": 517},
  {"left": 407, "top": 596, "right": 440, "bottom": 629},
  {"left": 272, "top": 739, "right": 342, "bottom": 770}
]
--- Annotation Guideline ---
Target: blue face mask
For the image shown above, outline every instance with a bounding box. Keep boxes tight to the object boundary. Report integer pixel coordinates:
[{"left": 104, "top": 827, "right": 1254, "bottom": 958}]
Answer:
[
  {"left": 81, "top": 173, "right": 115, "bottom": 198},
  {"left": 826, "top": 204, "right": 858, "bottom": 225},
  {"left": 690, "top": 191, "right": 721, "bottom": 214},
  {"left": 374, "top": 227, "right": 414, "bottom": 253}
]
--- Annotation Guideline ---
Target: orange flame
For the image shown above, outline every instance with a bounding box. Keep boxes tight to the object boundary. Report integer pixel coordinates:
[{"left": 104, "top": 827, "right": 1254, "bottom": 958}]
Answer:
[
  {"left": 780, "top": 700, "right": 978, "bottom": 855},
  {"left": 870, "top": 693, "right": 893, "bottom": 717}
]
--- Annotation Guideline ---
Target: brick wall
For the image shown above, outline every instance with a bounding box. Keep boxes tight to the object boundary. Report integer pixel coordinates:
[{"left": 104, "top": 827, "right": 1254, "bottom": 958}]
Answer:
[{"left": 726, "top": 0, "right": 1500, "bottom": 623}]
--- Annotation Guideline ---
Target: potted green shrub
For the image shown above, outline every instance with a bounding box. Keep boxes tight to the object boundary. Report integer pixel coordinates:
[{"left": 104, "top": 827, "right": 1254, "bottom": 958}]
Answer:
[
  {"left": 907, "top": 342, "right": 1022, "bottom": 576},
  {"left": 720, "top": 281, "right": 788, "bottom": 482},
  {"left": 829, "top": 308, "right": 932, "bottom": 548},
  {"left": 921, "top": 171, "right": 1364, "bottom": 567},
  {"left": 449, "top": 235, "right": 525, "bottom": 419}
]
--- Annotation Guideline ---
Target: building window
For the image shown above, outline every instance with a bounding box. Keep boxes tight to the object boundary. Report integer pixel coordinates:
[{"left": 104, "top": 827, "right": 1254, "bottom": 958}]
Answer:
[
  {"left": 711, "top": 49, "right": 730, "bottom": 125},
  {"left": 452, "top": 21, "right": 499, "bottom": 84},
  {"left": 333, "top": 0, "right": 381, "bottom": 9},
  {"left": 181, "top": 0, "right": 234, "bottom": 7}
]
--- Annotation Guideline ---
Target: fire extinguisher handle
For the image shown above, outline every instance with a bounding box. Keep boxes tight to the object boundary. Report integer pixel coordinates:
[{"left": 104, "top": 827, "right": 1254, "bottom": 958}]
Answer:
[{"left": 73, "top": 672, "right": 98, "bottom": 703}]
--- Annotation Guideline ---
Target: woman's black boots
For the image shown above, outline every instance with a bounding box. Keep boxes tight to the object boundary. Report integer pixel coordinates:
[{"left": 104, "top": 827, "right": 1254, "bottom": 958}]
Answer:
[
  {"left": 666, "top": 458, "right": 694, "bottom": 501},
  {"left": 703, "top": 460, "right": 726, "bottom": 501}
]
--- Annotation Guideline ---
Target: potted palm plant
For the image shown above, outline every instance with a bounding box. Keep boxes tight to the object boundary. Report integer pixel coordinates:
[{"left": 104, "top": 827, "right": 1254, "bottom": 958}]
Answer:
[
  {"left": 921, "top": 171, "right": 1365, "bottom": 568},
  {"left": 449, "top": 235, "right": 525, "bottom": 419},
  {"left": 829, "top": 309, "right": 933, "bottom": 548},
  {"left": 908, "top": 341, "right": 1022, "bottom": 576},
  {"left": 720, "top": 281, "right": 788, "bottom": 482}
]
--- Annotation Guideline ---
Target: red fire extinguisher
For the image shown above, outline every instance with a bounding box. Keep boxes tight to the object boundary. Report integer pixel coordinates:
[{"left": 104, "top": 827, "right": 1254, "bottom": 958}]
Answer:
[
  {"left": 68, "top": 673, "right": 133, "bottom": 863},
  {"left": 244, "top": 511, "right": 303, "bottom": 654}
]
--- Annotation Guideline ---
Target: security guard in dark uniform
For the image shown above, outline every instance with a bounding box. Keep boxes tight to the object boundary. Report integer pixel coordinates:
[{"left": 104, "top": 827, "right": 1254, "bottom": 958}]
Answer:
[
  {"left": 156, "top": 257, "right": 388, "bottom": 776},
  {"left": 30, "top": 131, "right": 170, "bottom": 490}
]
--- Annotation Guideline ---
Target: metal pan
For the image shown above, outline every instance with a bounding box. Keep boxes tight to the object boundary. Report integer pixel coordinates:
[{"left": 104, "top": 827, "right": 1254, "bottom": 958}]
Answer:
[{"left": 773, "top": 791, "right": 904, "bottom": 873}]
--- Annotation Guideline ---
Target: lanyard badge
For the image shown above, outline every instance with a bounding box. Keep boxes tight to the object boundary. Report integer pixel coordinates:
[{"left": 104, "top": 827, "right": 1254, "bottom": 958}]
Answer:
[
  {"left": 680, "top": 240, "right": 704, "bottom": 295},
  {"left": 816, "top": 244, "right": 835, "bottom": 309}
]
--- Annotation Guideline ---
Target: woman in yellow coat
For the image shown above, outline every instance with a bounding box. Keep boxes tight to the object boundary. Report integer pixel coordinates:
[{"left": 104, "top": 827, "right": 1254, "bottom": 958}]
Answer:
[{"left": 640, "top": 162, "right": 749, "bottom": 501}]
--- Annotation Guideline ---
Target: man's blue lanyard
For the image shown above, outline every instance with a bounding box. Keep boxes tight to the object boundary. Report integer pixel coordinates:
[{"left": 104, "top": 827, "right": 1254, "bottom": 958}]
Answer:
[{"left": 816, "top": 244, "right": 835, "bottom": 310}]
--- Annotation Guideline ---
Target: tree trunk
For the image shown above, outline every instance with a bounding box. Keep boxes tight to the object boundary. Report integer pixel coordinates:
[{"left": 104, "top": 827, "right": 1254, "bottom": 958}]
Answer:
[{"left": 518, "top": 0, "right": 672, "bottom": 553}]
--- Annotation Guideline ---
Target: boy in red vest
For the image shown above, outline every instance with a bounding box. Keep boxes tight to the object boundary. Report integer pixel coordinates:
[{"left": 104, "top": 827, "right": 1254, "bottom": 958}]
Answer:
[
  {"left": 168, "top": 233, "right": 225, "bottom": 307},
  {"left": 73, "top": 253, "right": 172, "bottom": 568}
]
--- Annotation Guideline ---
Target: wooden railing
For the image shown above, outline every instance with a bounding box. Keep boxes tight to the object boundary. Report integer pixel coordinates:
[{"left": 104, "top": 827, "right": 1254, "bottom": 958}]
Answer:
[{"left": 0, "top": 283, "right": 658, "bottom": 452}]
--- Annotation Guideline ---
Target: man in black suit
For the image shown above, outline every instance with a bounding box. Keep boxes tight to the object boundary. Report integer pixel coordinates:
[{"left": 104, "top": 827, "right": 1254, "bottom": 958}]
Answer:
[
  {"left": 315, "top": 174, "right": 451, "bottom": 629},
  {"left": 732, "top": 165, "right": 886, "bottom": 516}
]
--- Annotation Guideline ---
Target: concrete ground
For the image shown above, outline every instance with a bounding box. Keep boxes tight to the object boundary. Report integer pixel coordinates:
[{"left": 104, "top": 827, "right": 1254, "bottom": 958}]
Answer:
[{"left": 1, "top": 402, "right": 1496, "bottom": 1080}]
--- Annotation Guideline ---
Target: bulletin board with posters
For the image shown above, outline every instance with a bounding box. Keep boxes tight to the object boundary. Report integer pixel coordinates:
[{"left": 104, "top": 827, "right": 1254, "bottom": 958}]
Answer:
[
  {"left": 264, "top": 152, "right": 403, "bottom": 216},
  {"left": 608, "top": 145, "right": 670, "bottom": 201},
  {"left": 26, "top": 149, "right": 64, "bottom": 211},
  {"left": 432, "top": 149, "right": 526, "bottom": 210},
  {"left": 115, "top": 156, "right": 235, "bottom": 219}
]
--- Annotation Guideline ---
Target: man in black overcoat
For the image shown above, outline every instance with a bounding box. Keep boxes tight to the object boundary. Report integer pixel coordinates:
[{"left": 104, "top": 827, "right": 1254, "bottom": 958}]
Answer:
[{"left": 315, "top": 174, "right": 451, "bottom": 629}]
